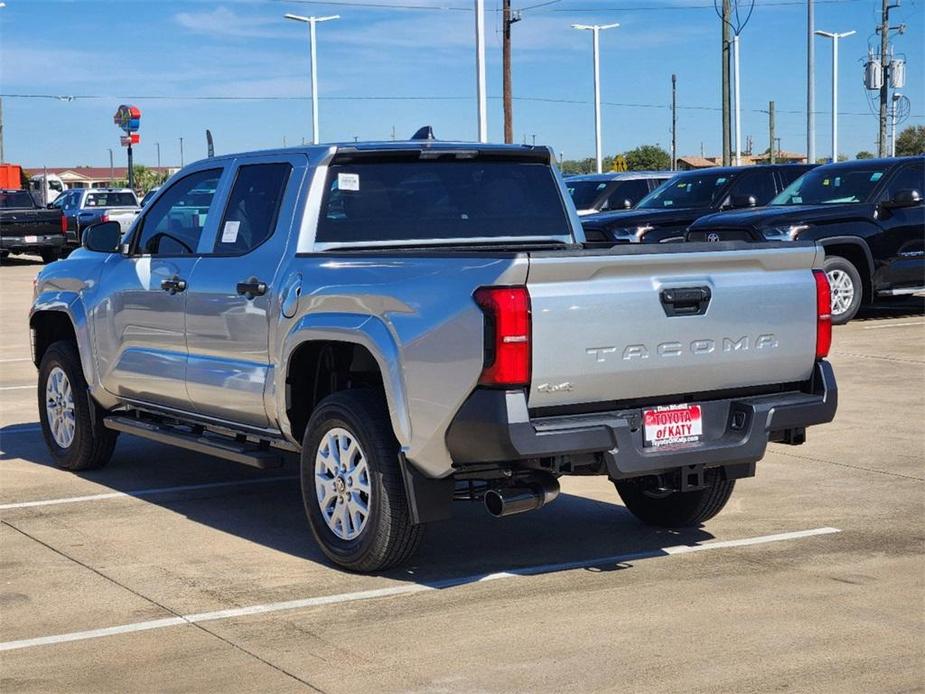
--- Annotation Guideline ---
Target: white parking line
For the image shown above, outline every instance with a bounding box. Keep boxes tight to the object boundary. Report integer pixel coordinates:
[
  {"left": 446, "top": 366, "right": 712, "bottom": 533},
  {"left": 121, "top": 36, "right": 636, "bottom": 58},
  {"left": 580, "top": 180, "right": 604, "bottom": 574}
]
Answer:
[
  {"left": 0, "top": 476, "right": 300, "bottom": 511},
  {"left": 0, "top": 385, "right": 34, "bottom": 391},
  {"left": 0, "top": 527, "right": 840, "bottom": 652},
  {"left": 862, "top": 321, "right": 925, "bottom": 330},
  {"left": 0, "top": 358, "right": 32, "bottom": 363}
]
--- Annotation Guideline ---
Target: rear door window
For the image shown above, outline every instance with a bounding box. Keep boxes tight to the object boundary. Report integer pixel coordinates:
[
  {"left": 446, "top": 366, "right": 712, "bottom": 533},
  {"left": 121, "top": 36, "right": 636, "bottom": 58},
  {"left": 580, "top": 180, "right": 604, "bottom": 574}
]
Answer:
[
  {"left": 881, "top": 164, "right": 925, "bottom": 200},
  {"left": 729, "top": 171, "right": 777, "bottom": 205},
  {"left": 316, "top": 160, "right": 570, "bottom": 244},
  {"left": 213, "top": 163, "right": 292, "bottom": 254}
]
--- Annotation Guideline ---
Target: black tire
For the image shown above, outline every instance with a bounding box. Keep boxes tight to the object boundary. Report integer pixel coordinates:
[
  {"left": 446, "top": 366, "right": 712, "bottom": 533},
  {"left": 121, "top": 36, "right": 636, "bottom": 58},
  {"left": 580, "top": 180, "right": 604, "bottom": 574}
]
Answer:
[
  {"left": 40, "top": 248, "right": 61, "bottom": 264},
  {"left": 614, "top": 470, "right": 735, "bottom": 528},
  {"left": 37, "top": 341, "right": 118, "bottom": 471},
  {"left": 823, "top": 255, "right": 863, "bottom": 325},
  {"left": 300, "top": 390, "right": 422, "bottom": 572}
]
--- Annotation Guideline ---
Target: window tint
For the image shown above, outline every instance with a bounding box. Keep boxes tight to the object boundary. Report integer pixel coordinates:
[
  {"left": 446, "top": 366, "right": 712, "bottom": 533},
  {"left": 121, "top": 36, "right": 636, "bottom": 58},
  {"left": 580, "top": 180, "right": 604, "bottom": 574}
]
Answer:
[
  {"left": 135, "top": 169, "right": 221, "bottom": 256},
  {"left": 316, "top": 161, "right": 570, "bottom": 244},
  {"left": 84, "top": 192, "right": 137, "bottom": 207},
  {"left": 882, "top": 164, "right": 925, "bottom": 200},
  {"left": 605, "top": 179, "right": 651, "bottom": 210},
  {"left": 637, "top": 171, "right": 735, "bottom": 209},
  {"left": 729, "top": 172, "right": 777, "bottom": 205},
  {"left": 0, "top": 191, "right": 35, "bottom": 208},
  {"left": 213, "top": 163, "right": 291, "bottom": 254},
  {"left": 772, "top": 167, "right": 890, "bottom": 205}
]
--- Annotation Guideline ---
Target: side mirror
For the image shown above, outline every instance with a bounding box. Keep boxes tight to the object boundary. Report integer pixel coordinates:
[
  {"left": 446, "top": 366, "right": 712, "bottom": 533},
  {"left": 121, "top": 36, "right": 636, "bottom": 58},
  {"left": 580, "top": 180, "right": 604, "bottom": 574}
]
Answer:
[
  {"left": 622, "top": 199, "right": 633, "bottom": 210},
  {"left": 82, "top": 221, "right": 122, "bottom": 253},
  {"left": 882, "top": 189, "right": 922, "bottom": 210},
  {"left": 47, "top": 203, "right": 55, "bottom": 209},
  {"left": 730, "top": 194, "right": 757, "bottom": 209}
]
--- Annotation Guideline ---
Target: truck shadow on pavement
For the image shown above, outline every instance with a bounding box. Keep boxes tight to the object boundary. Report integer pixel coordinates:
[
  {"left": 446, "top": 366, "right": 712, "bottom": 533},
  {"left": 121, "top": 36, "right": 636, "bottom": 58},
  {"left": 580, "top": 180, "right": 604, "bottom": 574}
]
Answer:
[
  {"left": 1, "top": 425, "right": 716, "bottom": 586},
  {"left": 853, "top": 296, "right": 924, "bottom": 322}
]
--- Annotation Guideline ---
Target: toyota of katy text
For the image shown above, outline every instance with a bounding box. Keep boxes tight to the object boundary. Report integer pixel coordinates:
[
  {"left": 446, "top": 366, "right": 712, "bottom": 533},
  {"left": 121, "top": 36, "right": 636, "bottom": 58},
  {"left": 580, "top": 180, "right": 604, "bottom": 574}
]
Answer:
[
  {"left": 30, "top": 140, "right": 837, "bottom": 571},
  {"left": 687, "top": 157, "right": 924, "bottom": 324},
  {"left": 581, "top": 164, "right": 814, "bottom": 244}
]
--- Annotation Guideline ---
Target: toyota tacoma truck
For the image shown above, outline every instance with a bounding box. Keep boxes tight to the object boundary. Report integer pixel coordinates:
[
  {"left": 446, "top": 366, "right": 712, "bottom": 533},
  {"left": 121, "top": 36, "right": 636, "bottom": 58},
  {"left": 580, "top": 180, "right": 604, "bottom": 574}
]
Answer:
[
  {"left": 30, "top": 140, "right": 837, "bottom": 571},
  {"left": 686, "top": 156, "right": 924, "bottom": 324},
  {"left": 1, "top": 188, "right": 67, "bottom": 263}
]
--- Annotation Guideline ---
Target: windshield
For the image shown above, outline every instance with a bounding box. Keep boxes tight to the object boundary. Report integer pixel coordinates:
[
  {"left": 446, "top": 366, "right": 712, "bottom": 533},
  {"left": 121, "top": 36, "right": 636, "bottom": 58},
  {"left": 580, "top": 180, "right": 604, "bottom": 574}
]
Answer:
[
  {"left": 567, "top": 180, "right": 611, "bottom": 209},
  {"left": 0, "top": 191, "right": 36, "bottom": 209},
  {"left": 316, "top": 160, "right": 570, "bottom": 244},
  {"left": 85, "top": 192, "right": 137, "bottom": 207},
  {"left": 636, "top": 171, "right": 734, "bottom": 210},
  {"left": 771, "top": 166, "right": 889, "bottom": 205}
]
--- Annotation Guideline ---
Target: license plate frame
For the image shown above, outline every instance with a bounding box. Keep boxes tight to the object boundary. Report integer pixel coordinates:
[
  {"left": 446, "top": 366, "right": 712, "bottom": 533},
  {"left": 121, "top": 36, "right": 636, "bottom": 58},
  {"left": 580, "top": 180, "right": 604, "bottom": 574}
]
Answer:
[
  {"left": 24, "top": 235, "right": 39, "bottom": 243},
  {"left": 643, "top": 403, "right": 703, "bottom": 448}
]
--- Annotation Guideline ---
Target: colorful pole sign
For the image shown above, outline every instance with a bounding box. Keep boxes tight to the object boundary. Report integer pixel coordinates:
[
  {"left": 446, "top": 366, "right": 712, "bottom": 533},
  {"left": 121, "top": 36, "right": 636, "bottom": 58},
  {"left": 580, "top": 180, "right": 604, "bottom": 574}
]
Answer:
[{"left": 113, "top": 104, "right": 141, "bottom": 190}]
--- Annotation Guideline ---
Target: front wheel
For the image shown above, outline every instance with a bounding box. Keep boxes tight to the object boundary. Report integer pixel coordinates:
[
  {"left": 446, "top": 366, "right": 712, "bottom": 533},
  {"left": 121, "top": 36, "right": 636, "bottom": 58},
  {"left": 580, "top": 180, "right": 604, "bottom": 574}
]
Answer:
[
  {"left": 824, "top": 255, "right": 863, "bottom": 325},
  {"left": 614, "top": 470, "right": 735, "bottom": 527},
  {"left": 38, "top": 341, "right": 118, "bottom": 470},
  {"left": 300, "top": 390, "right": 422, "bottom": 572}
]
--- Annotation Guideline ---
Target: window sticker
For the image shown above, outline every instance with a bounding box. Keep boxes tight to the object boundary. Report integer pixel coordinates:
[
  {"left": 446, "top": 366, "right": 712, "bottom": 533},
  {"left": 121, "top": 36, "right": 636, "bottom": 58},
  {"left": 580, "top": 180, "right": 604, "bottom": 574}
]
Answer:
[
  {"left": 221, "top": 220, "right": 240, "bottom": 243},
  {"left": 338, "top": 172, "right": 360, "bottom": 191}
]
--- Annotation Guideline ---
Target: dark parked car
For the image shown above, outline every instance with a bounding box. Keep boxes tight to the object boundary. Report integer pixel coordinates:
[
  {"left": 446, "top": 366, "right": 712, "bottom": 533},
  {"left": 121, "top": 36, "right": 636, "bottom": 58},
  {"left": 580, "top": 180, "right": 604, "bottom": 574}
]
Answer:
[
  {"left": 0, "top": 189, "right": 66, "bottom": 263},
  {"left": 581, "top": 164, "right": 814, "bottom": 244},
  {"left": 565, "top": 171, "right": 671, "bottom": 216},
  {"left": 686, "top": 157, "right": 924, "bottom": 323}
]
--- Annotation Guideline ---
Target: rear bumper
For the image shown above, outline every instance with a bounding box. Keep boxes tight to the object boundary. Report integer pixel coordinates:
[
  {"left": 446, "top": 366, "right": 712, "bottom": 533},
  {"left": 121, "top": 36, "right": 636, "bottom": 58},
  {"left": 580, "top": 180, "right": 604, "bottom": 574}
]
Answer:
[
  {"left": 1, "top": 234, "right": 66, "bottom": 253},
  {"left": 445, "top": 361, "right": 837, "bottom": 479}
]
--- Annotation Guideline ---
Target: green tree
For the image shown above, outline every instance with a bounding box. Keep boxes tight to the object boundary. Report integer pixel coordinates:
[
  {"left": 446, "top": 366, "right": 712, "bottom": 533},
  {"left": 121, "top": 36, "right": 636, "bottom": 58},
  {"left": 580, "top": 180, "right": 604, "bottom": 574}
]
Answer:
[
  {"left": 895, "top": 125, "right": 925, "bottom": 156},
  {"left": 623, "top": 145, "right": 671, "bottom": 171},
  {"left": 855, "top": 150, "right": 875, "bottom": 159},
  {"left": 116, "top": 165, "right": 168, "bottom": 194}
]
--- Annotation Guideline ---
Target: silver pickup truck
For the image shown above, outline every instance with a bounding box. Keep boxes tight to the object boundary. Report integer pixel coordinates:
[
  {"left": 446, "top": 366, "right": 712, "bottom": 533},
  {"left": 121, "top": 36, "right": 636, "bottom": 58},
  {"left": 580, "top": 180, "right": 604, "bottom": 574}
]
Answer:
[{"left": 30, "top": 141, "right": 837, "bottom": 571}]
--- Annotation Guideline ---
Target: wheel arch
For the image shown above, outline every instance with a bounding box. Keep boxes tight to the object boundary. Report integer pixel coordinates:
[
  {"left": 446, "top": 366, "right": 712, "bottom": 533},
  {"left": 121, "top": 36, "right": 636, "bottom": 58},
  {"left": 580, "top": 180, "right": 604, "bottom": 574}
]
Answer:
[
  {"left": 818, "top": 237, "right": 874, "bottom": 304},
  {"left": 278, "top": 313, "right": 411, "bottom": 449},
  {"left": 29, "top": 298, "right": 96, "bottom": 386}
]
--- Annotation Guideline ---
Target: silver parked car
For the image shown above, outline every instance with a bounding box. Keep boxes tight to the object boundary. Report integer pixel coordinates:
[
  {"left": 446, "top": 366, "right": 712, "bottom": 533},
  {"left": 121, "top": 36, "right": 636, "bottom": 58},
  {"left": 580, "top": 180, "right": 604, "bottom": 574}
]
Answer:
[
  {"left": 30, "top": 140, "right": 836, "bottom": 571},
  {"left": 565, "top": 171, "right": 671, "bottom": 215}
]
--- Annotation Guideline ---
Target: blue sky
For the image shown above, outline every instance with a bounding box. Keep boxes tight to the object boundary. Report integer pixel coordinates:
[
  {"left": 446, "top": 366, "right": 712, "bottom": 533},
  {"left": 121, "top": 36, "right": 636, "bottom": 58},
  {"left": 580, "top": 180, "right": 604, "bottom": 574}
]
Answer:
[{"left": 1, "top": 0, "right": 922, "bottom": 168}]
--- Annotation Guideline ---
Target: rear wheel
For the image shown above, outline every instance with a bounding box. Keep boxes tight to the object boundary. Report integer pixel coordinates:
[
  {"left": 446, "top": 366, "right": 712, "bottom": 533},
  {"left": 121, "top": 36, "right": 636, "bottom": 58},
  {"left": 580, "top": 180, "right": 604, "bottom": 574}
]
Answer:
[
  {"left": 823, "top": 255, "right": 863, "bottom": 325},
  {"left": 300, "top": 390, "right": 422, "bottom": 572},
  {"left": 614, "top": 470, "right": 735, "bottom": 527},
  {"left": 38, "top": 341, "right": 118, "bottom": 470}
]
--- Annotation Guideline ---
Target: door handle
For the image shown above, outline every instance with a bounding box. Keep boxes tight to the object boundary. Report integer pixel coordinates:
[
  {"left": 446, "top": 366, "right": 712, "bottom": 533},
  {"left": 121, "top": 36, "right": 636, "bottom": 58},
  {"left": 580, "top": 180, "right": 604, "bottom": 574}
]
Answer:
[
  {"left": 160, "top": 276, "right": 187, "bottom": 295},
  {"left": 660, "top": 286, "right": 711, "bottom": 317},
  {"left": 236, "top": 277, "right": 267, "bottom": 299}
]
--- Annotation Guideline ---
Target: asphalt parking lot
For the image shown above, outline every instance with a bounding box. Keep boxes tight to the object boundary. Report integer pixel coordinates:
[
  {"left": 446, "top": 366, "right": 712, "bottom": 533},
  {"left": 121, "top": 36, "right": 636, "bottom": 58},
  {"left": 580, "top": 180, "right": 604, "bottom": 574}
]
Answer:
[{"left": 1, "top": 254, "right": 923, "bottom": 693}]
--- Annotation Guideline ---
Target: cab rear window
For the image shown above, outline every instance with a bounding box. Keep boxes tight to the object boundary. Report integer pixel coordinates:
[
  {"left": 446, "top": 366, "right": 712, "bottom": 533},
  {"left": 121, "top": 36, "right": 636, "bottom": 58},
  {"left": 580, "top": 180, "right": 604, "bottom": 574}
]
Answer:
[{"left": 315, "top": 161, "right": 570, "bottom": 244}]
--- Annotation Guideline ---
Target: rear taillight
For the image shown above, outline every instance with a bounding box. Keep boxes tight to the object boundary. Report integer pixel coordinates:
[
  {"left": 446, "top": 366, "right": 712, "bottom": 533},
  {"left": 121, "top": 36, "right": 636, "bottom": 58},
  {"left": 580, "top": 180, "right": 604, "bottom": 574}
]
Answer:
[
  {"left": 813, "top": 269, "right": 832, "bottom": 359},
  {"left": 60, "top": 215, "right": 67, "bottom": 235},
  {"left": 100, "top": 214, "right": 109, "bottom": 223},
  {"left": 474, "top": 286, "right": 531, "bottom": 388}
]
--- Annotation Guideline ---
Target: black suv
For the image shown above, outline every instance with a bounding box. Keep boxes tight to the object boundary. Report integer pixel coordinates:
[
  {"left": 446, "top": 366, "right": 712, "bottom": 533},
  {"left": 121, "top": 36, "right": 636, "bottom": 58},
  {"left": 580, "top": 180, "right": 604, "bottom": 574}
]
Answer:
[
  {"left": 581, "top": 164, "right": 814, "bottom": 244},
  {"left": 686, "top": 157, "right": 924, "bottom": 323}
]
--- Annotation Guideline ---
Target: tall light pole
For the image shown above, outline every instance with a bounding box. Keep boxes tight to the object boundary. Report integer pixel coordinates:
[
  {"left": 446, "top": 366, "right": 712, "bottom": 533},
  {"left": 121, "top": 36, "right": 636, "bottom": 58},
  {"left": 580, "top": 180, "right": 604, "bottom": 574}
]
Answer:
[
  {"left": 179, "top": 137, "right": 184, "bottom": 168},
  {"left": 815, "top": 29, "right": 855, "bottom": 162},
  {"left": 807, "top": 0, "right": 815, "bottom": 164},
  {"left": 890, "top": 92, "right": 901, "bottom": 157},
  {"left": 108, "top": 148, "right": 114, "bottom": 185},
  {"left": 732, "top": 33, "right": 742, "bottom": 165},
  {"left": 475, "top": 0, "right": 488, "bottom": 143},
  {"left": 285, "top": 13, "right": 339, "bottom": 145},
  {"left": 156, "top": 142, "right": 161, "bottom": 170},
  {"left": 572, "top": 22, "right": 619, "bottom": 174}
]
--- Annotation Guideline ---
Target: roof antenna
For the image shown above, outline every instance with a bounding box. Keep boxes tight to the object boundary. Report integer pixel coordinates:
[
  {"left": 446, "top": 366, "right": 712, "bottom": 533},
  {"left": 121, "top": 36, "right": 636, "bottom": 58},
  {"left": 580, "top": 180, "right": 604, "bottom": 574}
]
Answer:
[{"left": 410, "top": 125, "right": 436, "bottom": 141}]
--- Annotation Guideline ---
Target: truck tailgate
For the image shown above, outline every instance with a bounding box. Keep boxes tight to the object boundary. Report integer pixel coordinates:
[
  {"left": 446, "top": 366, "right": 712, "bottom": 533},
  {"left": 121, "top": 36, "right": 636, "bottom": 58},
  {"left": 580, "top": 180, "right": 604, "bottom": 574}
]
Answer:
[{"left": 526, "top": 243, "right": 821, "bottom": 409}]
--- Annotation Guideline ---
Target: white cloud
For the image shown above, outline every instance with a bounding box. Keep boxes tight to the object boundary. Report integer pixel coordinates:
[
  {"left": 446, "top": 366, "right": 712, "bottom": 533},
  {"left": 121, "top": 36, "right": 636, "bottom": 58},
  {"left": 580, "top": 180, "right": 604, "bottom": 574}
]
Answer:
[{"left": 174, "top": 6, "right": 289, "bottom": 39}]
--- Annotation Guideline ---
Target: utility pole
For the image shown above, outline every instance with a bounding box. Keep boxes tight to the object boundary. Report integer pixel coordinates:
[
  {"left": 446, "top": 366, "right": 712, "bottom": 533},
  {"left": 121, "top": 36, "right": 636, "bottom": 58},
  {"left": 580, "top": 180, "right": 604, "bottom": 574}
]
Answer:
[
  {"left": 573, "top": 22, "right": 619, "bottom": 174},
  {"left": 475, "top": 0, "right": 488, "bottom": 143},
  {"left": 768, "top": 100, "right": 776, "bottom": 163},
  {"left": 179, "top": 137, "right": 184, "bottom": 168},
  {"left": 284, "top": 13, "right": 340, "bottom": 145},
  {"left": 156, "top": 142, "right": 161, "bottom": 171},
  {"left": 671, "top": 74, "right": 677, "bottom": 171},
  {"left": 807, "top": 0, "right": 815, "bottom": 164},
  {"left": 108, "top": 148, "right": 114, "bottom": 184},
  {"left": 0, "top": 96, "right": 4, "bottom": 163},
  {"left": 721, "top": 0, "right": 731, "bottom": 165},
  {"left": 816, "top": 29, "right": 855, "bottom": 162},
  {"left": 878, "top": 0, "right": 890, "bottom": 156},
  {"left": 502, "top": 0, "right": 521, "bottom": 144}
]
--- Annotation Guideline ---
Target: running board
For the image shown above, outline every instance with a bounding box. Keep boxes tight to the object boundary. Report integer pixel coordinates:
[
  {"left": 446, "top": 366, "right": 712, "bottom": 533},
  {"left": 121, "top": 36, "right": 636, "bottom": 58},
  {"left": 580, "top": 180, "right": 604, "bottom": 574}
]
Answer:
[
  {"left": 103, "top": 416, "right": 286, "bottom": 469},
  {"left": 877, "top": 287, "right": 925, "bottom": 296}
]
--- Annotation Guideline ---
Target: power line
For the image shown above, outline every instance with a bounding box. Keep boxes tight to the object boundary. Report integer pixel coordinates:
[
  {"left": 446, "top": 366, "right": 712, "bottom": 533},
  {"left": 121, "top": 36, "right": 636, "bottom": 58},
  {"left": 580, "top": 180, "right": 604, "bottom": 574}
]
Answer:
[
  {"left": 278, "top": 0, "right": 863, "bottom": 11},
  {"left": 3, "top": 92, "right": 918, "bottom": 117}
]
